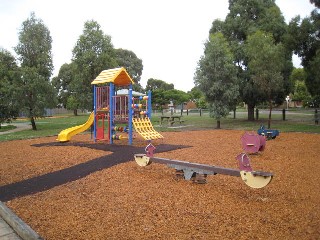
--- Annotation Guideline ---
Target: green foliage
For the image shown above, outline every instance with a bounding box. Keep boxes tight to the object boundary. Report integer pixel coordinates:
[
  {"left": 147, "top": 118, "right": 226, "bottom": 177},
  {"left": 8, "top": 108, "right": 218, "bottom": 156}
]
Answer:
[
  {"left": 188, "top": 87, "right": 203, "bottom": 101},
  {"left": 66, "top": 95, "right": 79, "bottom": 114},
  {"left": 287, "top": 10, "right": 320, "bottom": 97},
  {"left": 305, "top": 49, "right": 320, "bottom": 98},
  {"left": 71, "top": 20, "right": 117, "bottom": 111},
  {"left": 245, "top": 31, "right": 285, "bottom": 96},
  {"left": 52, "top": 20, "right": 144, "bottom": 114},
  {"left": 14, "top": 12, "right": 57, "bottom": 130},
  {"left": 212, "top": 0, "right": 290, "bottom": 120},
  {"left": 290, "top": 68, "right": 307, "bottom": 89},
  {"left": 51, "top": 63, "right": 76, "bottom": 109},
  {"left": 245, "top": 31, "right": 285, "bottom": 127},
  {"left": 163, "top": 89, "right": 190, "bottom": 106},
  {"left": 15, "top": 12, "right": 53, "bottom": 76},
  {"left": 289, "top": 68, "right": 312, "bottom": 106},
  {"left": 145, "top": 78, "right": 174, "bottom": 91},
  {"left": 115, "top": 48, "right": 143, "bottom": 91},
  {"left": 310, "top": 0, "right": 320, "bottom": 8},
  {"left": 196, "top": 97, "right": 208, "bottom": 109},
  {"left": 188, "top": 87, "right": 208, "bottom": 108},
  {"left": 195, "top": 33, "right": 239, "bottom": 127},
  {"left": 145, "top": 79, "right": 189, "bottom": 109},
  {"left": 292, "top": 80, "right": 311, "bottom": 103},
  {"left": 0, "top": 48, "right": 19, "bottom": 126},
  {"left": 150, "top": 89, "right": 166, "bottom": 109}
]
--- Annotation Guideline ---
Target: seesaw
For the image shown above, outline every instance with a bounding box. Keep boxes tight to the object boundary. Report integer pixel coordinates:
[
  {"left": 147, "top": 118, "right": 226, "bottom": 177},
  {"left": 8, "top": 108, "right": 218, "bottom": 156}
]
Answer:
[
  {"left": 134, "top": 144, "right": 273, "bottom": 189},
  {"left": 257, "top": 125, "right": 279, "bottom": 140}
]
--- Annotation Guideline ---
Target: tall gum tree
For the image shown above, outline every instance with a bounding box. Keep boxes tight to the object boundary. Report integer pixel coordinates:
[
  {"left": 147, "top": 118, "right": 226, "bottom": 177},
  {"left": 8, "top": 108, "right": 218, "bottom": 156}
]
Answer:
[
  {"left": 72, "top": 20, "right": 117, "bottom": 112},
  {"left": 0, "top": 48, "right": 20, "bottom": 127},
  {"left": 14, "top": 12, "right": 56, "bottom": 130},
  {"left": 287, "top": 7, "right": 320, "bottom": 106},
  {"left": 245, "top": 31, "right": 285, "bottom": 128},
  {"left": 194, "top": 33, "right": 239, "bottom": 129},
  {"left": 115, "top": 48, "right": 143, "bottom": 91},
  {"left": 210, "top": 0, "right": 291, "bottom": 121}
]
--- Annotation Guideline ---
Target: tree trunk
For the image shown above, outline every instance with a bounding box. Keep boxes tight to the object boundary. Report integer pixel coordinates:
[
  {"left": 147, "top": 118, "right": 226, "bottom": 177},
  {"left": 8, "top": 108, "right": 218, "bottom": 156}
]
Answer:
[
  {"left": 268, "top": 99, "right": 272, "bottom": 129},
  {"left": 247, "top": 103, "right": 255, "bottom": 121},
  {"left": 30, "top": 116, "right": 37, "bottom": 130},
  {"left": 29, "top": 108, "right": 37, "bottom": 130},
  {"left": 73, "top": 109, "right": 78, "bottom": 116},
  {"left": 216, "top": 119, "right": 221, "bottom": 129}
]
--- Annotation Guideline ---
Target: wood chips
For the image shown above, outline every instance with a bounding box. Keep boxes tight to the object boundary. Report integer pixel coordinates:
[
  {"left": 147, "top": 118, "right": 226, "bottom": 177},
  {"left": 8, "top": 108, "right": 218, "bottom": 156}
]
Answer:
[{"left": 0, "top": 130, "right": 319, "bottom": 239}]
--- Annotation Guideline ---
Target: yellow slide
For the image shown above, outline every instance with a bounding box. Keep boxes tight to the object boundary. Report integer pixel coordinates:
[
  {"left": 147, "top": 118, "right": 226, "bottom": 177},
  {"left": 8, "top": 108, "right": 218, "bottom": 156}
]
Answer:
[{"left": 57, "top": 112, "right": 94, "bottom": 142}]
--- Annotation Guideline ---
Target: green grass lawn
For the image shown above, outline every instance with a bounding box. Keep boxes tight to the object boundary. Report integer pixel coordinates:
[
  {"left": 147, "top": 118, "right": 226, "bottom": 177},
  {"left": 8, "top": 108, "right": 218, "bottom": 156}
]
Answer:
[
  {"left": 0, "top": 114, "right": 92, "bottom": 142},
  {"left": 0, "top": 109, "right": 318, "bottom": 142}
]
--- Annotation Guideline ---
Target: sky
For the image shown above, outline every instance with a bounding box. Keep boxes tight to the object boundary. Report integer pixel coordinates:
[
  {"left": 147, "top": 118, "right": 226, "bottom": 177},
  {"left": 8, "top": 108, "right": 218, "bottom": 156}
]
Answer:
[{"left": 0, "top": 0, "right": 316, "bottom": 92}]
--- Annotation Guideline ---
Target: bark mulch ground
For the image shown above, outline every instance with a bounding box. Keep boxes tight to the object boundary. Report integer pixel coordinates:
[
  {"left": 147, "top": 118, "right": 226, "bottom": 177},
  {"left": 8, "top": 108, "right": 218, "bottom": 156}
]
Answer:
[{"left": 0, "top": 130, "right": 319, "bottom": 239}]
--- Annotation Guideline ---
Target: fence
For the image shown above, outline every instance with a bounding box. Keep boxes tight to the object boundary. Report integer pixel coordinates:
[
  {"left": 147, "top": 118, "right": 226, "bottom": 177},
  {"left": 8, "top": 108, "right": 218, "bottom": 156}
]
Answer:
[{"left": 152, "top": 108, "right": 319, "bottom": 125}]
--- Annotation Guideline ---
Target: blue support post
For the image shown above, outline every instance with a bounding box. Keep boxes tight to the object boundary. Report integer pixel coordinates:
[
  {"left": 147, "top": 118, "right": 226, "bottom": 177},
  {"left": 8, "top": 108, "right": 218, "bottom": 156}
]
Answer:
[
  {"left": 148, "top": 90, "right": 152, "bottom": 119},
  {"left": 93, "top": 85, "right": 97, "bottom": 142},
  {"left": 128, "top": 84, "right": 133, "bottom": 145},
  {"left": 109, "top": 83, "right": 114, "bottom": 144}
]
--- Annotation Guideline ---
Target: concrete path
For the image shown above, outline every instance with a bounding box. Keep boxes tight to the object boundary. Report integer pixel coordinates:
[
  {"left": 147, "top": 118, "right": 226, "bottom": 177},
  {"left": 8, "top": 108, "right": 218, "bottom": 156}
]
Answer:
[
  {"left": 0, "top": 123, "right": 30, "bottom": 135},
  {"left": 0, "top": 202, "right": 42, "bottom": 240},
  {"left": 0, "top": 217, "right": 21, "bottom": 239}
]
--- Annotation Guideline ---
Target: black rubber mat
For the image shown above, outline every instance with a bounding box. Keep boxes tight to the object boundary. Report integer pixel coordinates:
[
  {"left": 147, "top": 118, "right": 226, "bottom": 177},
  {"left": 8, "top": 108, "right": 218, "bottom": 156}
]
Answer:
[{"left": 0, "top": 143, "right": 190, "bottom": 202}]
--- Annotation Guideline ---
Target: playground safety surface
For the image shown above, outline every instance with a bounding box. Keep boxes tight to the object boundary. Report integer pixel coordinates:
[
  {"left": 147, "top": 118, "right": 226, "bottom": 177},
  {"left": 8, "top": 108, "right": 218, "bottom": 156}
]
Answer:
[{"left": 0, "top": 130, "right": 319, "bottom": 239}]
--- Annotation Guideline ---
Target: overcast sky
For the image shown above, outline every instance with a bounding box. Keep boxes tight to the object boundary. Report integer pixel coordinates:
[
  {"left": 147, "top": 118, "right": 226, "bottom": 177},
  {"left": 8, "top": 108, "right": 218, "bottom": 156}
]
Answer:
[{"left": 0, "top": 0, "right": 316, "bottom": 92}]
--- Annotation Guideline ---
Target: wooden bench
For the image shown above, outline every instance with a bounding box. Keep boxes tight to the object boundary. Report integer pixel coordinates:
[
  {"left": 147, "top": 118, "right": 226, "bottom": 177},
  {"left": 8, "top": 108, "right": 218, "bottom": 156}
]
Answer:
[{"left": 169, "top": 120, "right": 185, "bottom": 126}]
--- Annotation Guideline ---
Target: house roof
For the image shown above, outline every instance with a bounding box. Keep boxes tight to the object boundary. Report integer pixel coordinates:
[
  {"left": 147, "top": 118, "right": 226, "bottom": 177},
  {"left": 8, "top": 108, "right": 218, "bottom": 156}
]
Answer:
[{"left": 91, "top": 67, "right": 134, "bottom": 86}]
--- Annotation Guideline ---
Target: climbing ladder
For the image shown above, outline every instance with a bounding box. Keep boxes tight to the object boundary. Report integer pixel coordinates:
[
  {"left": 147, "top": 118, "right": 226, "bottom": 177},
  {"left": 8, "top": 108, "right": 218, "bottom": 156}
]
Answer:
[{"left": 132, "top": 117, "right": 163, "bottom": 140}]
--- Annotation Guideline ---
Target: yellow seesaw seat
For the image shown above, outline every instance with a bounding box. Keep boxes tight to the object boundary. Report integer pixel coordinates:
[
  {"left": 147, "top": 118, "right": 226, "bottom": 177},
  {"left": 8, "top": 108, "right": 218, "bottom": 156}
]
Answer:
[{"left": 57, "top": 112, "right": 94, "bottom": 142}]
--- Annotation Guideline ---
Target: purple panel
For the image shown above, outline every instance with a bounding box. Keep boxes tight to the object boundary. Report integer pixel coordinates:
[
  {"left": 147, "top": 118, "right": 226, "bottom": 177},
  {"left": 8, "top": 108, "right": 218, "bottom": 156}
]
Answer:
[
  {"left": 145, "top": 143, "right": 156, "bottom": 157},
  {"left": 258, "top": 135, "right": 266, "bottom": 152},
  {"left": 241, "top": 132, "right": 260, "bottom": 153},
  {"left": 236, "top": 153, "right": 252, "bottom": 172}
]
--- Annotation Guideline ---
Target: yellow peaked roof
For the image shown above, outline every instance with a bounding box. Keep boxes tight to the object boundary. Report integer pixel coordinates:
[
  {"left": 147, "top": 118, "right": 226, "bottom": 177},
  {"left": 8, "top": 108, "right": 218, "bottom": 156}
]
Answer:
[{"left": 91, "top": 67, "right": 134, "bottom": 86}]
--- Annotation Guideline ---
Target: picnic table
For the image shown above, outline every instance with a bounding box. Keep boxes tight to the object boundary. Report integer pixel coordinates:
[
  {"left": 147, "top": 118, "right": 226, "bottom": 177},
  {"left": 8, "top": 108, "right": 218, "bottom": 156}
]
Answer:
[{"left": 160, "top": 115, "right": 184, "bottom": 126}]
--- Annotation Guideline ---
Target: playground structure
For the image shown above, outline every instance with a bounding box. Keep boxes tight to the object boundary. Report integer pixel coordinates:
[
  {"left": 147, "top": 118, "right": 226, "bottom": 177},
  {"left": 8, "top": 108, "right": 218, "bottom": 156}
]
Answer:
[
  {"left": 241, "top": 132, "right": 266, "bottom": 154},
  {"left": 134, "top": 144, "right": 273, "bottom": 189},
  {"left": 57, "top": 67, "right": 163, "bottom": 144},
  {"left": 257, "top": 125, "right": 279, "bottom": 140}
]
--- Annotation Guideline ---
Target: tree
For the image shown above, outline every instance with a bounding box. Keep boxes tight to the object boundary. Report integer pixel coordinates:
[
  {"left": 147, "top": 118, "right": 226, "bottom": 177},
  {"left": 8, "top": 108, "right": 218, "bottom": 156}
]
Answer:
[
  {"left": 14, "top": 12, "right": 56, "bottom": 130},
  {"left": 188, "top": 87, "right": 208, "bottom": 108},
  {"left": 287, "top": 11, "right": 320, "bottom": 102},
  {"left": 289, "top": 68, "right": 307, "bottom": 89},
  {"left": 195, "top": 33, "right": 239, "bottom": 129},
  {"left": 0, "top": 48, "right": 20, "bottom": 127},
  {"left": 115, "top": 48, "right": 143, "bottom": 91},
  {"left": 289, "top": 68, "right": 311, "bottom": 106},
  {"left": 211, "top": 0, "right": 290, "bottom": 120},
  {"left": 145, "top": 78, "right": 175, "bottom": 109},
  {"left": 51, "top": 63, "right": 78, "bottom": 113},
  {"left": 163, "top": 89, "right": 190, "bottom": 106},
  {"left": 150, "top": 89, "right": 166, "bottom": 110},
  {"left": 245, "top": 31, "right": 285, "bottom": 128},
  {"left": 310, "top": 0, "right": 320, "bottom": 8},
  {"left": 72, "top": 20, "right": 117, "bottom": 112},
  {"left": 145, "top": 78, "right": 174, "bottom": 91},
  {"left": 292, "top": 81, "right": 311, "bottom": 106}
]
